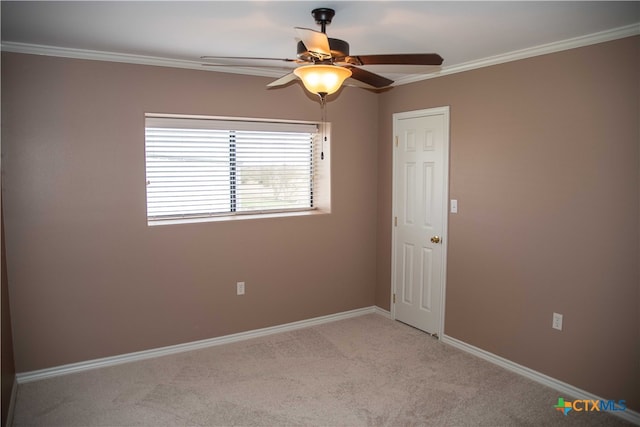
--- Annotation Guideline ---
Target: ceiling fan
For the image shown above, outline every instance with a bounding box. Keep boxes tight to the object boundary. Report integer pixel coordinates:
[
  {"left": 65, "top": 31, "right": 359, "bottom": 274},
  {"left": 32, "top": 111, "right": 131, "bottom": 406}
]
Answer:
[{"left": 201, "top": 8, "right": 443, "bottom": 101}]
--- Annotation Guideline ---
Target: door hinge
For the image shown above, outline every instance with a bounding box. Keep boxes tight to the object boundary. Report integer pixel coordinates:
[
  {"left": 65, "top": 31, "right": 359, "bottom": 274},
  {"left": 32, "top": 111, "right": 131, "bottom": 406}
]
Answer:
[
  {"left": 394, "top": 136, "right": 398, "bottom": 147},
  {"left": 394, "top": 216, "right": 397, "bottom": 227},
  {"left": 393, "top": 293, "right": 396, "bottom": 304}
]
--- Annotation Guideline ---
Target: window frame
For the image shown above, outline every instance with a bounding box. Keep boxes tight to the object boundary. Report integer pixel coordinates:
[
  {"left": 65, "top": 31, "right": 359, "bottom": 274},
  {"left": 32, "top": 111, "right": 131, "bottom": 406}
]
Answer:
[{"left": 144, "top": 114, "right": 331, "bottom": 226}]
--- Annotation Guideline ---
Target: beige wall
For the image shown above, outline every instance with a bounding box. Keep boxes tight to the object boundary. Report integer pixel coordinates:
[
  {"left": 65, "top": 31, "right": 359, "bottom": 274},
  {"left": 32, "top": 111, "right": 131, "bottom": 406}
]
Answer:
[
  {"left": 377, "top": 36, "right": 640, "bottom": 410},
  {"left": 1, "top": 53, "right": 379, "bottom": 372}
]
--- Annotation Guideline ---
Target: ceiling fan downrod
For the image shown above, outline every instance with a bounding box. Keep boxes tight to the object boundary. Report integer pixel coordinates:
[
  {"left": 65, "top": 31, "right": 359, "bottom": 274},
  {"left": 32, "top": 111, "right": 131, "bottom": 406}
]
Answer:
[{"left": 311, "top": 8, "right": 335, "bottom": 34}]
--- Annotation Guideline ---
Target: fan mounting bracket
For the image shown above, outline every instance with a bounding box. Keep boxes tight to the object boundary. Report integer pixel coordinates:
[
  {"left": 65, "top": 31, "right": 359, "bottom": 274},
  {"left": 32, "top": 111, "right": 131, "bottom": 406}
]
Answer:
[{"left": 311, "top": 8, "right": 335, "bottom": 33}]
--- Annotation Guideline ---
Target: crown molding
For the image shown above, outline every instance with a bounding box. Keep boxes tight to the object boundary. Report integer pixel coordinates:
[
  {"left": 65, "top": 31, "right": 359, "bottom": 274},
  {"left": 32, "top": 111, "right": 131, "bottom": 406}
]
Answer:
[
  {"left": 393, "top": 23, "right": 640, "bottom": 86},
  {"left": 0, "top": 42, "right": 285, "bottom": 78},
  {"left": 2, "top": 23, "right": 638, "bottom": 85}
]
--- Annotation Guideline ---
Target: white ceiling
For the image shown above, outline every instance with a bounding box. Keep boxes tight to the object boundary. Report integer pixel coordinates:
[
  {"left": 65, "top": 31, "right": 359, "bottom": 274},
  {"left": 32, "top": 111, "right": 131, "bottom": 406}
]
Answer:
[{"left": 2, "top": 1, "right": 639, "bottom": 87}]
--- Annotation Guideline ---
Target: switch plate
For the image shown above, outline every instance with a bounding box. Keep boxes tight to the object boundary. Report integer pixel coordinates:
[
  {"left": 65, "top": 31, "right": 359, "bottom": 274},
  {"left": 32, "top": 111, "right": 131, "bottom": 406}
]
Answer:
[
  {"left": 450, "top": 199, "right": 458, "bottom": 213},
  {"left": 552, "top": 312, "right": 563, "bottom": 331},
  {"left": 237, "top": 281, "right": 245, "bottom": 295}
]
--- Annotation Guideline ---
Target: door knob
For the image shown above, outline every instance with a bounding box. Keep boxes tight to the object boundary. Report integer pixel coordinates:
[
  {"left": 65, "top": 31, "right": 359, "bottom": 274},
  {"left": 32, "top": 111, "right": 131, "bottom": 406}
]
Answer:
[{"left": 430, "top": 236, "right": 441, "bottom": 244}]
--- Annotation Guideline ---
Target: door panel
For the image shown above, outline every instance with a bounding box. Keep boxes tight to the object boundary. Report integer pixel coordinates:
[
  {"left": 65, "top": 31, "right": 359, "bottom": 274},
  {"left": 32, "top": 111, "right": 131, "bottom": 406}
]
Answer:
[
  {"left": 402, "top": 243, "right": 414, "bottom": 303},
  {"left": 392, "top": 108, "right": 449, "bottom": 335}
]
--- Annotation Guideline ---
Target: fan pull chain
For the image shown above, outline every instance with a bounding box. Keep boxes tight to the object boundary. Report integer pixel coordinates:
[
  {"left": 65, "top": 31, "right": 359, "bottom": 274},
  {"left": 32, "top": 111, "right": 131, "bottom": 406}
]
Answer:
[{"left": 319, "top": 93, "right": 327, "bottom": 160}]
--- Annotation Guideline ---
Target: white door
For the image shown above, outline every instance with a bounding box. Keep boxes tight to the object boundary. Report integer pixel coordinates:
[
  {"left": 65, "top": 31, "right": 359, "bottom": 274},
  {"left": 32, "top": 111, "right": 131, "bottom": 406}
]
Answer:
[{"left": 392, "top": 107, "right": 449, "bottom": 336}]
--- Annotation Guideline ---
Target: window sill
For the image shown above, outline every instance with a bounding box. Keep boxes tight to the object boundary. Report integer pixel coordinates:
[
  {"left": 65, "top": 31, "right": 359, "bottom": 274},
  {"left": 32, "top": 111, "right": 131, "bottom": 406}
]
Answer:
[{"left": 147, "top": 209, "right": 330, "bottom": 227}]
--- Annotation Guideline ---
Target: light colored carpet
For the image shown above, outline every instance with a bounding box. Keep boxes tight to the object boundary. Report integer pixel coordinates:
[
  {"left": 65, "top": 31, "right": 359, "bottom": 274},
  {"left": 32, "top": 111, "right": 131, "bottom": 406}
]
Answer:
[{"left": 13, "top": 314, "right": 632, "bottom": 426}]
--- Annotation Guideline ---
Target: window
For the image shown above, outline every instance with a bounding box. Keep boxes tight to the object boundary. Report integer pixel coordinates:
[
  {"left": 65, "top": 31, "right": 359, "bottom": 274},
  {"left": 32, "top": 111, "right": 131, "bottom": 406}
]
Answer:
[{"left": 144, "top": 115, "right": 329, "bottom": 225}]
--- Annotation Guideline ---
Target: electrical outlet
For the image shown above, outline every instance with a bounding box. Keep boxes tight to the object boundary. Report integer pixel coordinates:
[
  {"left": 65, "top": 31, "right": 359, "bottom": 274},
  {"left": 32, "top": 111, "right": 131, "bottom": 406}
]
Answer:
[
  {"left": 237, "top": 281, "right": 245, "bottom": 295},
  {"left": 552, "top": 312, "right": 563, "bottom": 331}
]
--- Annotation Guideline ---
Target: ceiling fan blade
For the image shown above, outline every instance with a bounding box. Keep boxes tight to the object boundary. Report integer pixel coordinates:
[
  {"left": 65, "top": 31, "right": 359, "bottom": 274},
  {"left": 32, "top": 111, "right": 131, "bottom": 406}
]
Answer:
[
  {"left": 345, "top": 66, "right": 393, "bottom": 89},
  {"left": 343, "top": 53, "right": 444, "bottom": 66},
  {"left": 202, "top": 64, "right": 296, "bottom": 72},
  {"left": 294, "top": 27, "right": 331, "bottom": 57},
  {"left": 343, "top": 78, "right": 381, "bottom": 90},
  {"left": 201, "top": 56, "right": 301, "bottom": 63},
  {"left": 267, "top": 72, "right": 299, "bottom": 88}
]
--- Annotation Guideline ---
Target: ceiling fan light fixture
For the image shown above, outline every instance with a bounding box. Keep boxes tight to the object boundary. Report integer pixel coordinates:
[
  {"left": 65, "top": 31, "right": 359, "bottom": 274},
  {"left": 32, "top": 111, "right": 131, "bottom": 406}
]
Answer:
[{"left": 294, "top": 64, "right": 352, "bottom": 96}]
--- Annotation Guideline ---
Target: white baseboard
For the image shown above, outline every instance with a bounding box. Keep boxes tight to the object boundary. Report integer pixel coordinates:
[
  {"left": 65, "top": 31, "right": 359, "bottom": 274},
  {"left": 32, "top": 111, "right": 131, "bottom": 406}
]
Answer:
[
  {"left": 441, "top": 334, "right": 640, "bottom": 425},
  {"left": 374, "top": 306, "right": 392, "bottom": 319},
  {"left": 16, "top": 306, "right": 378, "bottom": 384}
]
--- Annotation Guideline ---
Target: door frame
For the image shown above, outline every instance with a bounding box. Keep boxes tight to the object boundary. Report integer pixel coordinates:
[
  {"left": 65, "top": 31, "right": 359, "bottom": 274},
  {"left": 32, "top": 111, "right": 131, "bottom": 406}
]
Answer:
[{"left": 391, "top": 106, "right": 450, "bottom": 337}]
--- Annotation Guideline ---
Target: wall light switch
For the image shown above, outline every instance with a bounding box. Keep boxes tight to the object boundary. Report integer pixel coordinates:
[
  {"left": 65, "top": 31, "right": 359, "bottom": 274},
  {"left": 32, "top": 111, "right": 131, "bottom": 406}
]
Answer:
[
  {"left": 450, "top": 199, "right": 458, "bottom": 213},
  {"left": 237, "top": 281, "right": 245, "bottom": 295}
]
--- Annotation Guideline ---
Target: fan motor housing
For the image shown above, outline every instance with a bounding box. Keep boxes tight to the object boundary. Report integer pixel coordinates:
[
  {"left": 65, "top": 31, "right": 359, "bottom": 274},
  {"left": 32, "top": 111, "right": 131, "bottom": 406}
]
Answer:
[{"left": 297, "top": 38, "right": 350, "bottom": 62}]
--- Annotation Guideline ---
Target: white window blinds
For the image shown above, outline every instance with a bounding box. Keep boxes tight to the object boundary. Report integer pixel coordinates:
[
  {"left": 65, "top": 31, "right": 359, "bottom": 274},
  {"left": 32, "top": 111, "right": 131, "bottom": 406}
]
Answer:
[{"left": 145, "top": 116, "right": 319, "bottom": 222}]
